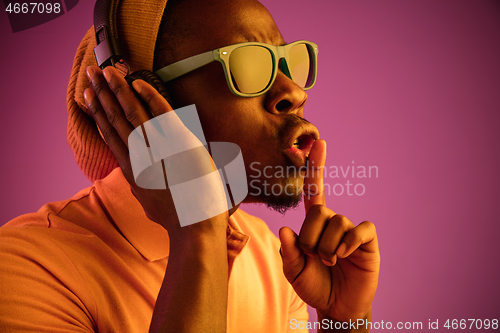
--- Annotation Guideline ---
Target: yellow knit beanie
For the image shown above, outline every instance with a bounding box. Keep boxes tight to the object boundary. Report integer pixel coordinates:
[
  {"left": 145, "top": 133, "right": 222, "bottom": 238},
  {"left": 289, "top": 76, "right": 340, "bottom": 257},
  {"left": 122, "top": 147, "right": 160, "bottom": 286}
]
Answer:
[{"left": 67, "top": 0, "right": 169, "bottom": 182}]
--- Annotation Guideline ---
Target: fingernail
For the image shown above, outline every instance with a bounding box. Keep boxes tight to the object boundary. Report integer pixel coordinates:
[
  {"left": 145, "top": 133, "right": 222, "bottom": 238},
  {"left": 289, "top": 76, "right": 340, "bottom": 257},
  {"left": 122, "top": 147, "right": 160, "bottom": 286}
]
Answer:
[
  {"left": 83, "top": 89, "right": 91, "bottom": 106},
  {"left": 103, "top": 67, "right": 112, "bottom": 82},
  {"left": 86, "top": 66, "right": 94, "bottom": 81},
  {"left": 322, "top": 259, "right": 334, "bottom": 266},
  {"left": 305, "top": 252, "right": 315, "bottom": 259},
  {"left": 132, "top": 80, "right": 142, "bottom": 94},
  {"left": 336, "top": 243, "right": 346, "bottom": 257}
]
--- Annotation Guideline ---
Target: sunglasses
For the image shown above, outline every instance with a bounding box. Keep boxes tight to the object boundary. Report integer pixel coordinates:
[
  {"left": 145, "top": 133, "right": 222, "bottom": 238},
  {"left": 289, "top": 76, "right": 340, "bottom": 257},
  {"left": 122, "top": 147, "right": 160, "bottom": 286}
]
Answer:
[{"left": 154, "top": 40, "right": 318, "bottom": 97}]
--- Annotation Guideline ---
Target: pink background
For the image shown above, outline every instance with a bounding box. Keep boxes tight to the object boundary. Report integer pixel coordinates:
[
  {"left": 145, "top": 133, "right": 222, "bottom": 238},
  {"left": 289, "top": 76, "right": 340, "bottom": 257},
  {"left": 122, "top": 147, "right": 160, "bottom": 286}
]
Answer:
[{"left": 1, "top": 0, "right": 499, "bottom": 331}]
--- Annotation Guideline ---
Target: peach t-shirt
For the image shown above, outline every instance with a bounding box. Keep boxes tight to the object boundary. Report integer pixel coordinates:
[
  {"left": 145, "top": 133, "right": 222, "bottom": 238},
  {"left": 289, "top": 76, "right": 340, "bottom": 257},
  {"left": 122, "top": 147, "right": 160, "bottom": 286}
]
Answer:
[{"left": 0, "top": 168, "right": 308, "bottom": 332}]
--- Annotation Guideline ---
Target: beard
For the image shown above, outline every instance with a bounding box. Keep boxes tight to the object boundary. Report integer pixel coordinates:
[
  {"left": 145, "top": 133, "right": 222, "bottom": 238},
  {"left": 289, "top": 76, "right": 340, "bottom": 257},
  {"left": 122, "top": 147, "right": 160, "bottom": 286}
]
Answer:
[
  {"left": 245, "top": 114, "right": 313, "bottom": 214},
  {"left": 262, "top": 187, "right": 302, "bottom": 214},
  {"left": 251, "top": 169, "right": 305, "bottom": 214}
]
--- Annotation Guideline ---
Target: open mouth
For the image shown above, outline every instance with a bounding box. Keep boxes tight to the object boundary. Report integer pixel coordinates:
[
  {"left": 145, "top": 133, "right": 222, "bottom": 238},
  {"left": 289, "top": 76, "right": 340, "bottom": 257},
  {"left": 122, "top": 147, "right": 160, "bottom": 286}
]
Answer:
[
  {"left": 282, "top": 119, "right": 320, "bottom": 169},
  {"left": 285, "top": 133, "right": 316, "bottom": 168},
  {"left": 292, "top": 134, "right": 315, "bottom": 156}
]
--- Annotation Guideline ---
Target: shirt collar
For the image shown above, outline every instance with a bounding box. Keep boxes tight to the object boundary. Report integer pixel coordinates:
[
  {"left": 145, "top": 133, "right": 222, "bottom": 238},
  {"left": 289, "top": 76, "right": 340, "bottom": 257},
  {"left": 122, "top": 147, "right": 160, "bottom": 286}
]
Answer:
[{"left": 95, "top": 168, "right": 249, "bottom": 262}]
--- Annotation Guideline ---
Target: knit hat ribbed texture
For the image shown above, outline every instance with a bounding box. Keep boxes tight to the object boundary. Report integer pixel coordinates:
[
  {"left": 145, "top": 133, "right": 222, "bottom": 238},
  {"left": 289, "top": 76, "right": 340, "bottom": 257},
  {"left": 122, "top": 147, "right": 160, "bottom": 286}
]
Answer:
[{"left": 67, "top": 0, "right": 168, "bottom": 182}]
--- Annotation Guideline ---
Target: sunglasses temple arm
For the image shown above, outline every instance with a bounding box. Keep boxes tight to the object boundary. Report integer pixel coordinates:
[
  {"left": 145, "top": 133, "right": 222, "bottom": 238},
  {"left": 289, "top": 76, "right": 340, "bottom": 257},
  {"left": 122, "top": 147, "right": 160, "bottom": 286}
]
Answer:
[{"left": 155, "top": 51, "right": 215, "bottom": 83}]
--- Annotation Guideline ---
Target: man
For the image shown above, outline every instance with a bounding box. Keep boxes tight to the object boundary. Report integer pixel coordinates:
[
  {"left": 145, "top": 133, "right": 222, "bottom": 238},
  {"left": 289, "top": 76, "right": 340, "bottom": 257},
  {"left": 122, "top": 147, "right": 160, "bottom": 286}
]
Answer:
[{"left": 0, "top": 0, "right": 380, "bottom": 331}]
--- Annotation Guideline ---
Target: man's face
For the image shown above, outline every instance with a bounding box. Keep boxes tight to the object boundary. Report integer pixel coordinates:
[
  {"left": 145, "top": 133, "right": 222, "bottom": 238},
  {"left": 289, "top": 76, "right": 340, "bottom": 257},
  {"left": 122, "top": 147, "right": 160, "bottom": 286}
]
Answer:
[{"left": 162, "top": 0, "right": 319, "bottom": 211}]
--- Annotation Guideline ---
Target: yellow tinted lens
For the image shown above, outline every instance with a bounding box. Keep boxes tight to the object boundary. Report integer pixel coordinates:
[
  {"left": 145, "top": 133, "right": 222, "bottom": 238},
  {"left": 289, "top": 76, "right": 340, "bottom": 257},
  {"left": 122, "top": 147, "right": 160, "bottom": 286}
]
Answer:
[
  {"left": 288, "top": 43, "right": 311, "bottom": 88},
  {"left": 229, "top": 46, "right": 273, "bottom": 94}
]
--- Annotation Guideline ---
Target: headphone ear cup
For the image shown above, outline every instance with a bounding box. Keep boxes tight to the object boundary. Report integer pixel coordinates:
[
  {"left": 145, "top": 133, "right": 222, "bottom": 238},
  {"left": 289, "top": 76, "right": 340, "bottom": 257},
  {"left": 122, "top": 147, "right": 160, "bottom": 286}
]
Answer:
[{"left": 125, "top": 70, "right": 175, "bottom": 110}]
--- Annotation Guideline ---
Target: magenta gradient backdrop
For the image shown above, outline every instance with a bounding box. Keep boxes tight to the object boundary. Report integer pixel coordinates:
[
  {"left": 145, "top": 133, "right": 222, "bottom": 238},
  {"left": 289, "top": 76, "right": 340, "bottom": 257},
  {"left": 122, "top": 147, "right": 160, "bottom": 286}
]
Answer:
[{"left": 1, "top": 1, "right": 500, "bottom": 331}]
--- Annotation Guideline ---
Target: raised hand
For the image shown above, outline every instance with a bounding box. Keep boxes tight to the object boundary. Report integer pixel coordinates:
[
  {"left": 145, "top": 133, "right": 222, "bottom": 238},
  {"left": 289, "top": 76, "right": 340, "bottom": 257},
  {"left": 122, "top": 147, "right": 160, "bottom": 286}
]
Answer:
[
  {"left": 84, "top": 66, "right": 230, "bottom": 332},
  {"left": 83, "top": 65, "right": 227, "bottom": 233},
  {"left": 279, "top": 140, "right": 380, "bottom": 327}
]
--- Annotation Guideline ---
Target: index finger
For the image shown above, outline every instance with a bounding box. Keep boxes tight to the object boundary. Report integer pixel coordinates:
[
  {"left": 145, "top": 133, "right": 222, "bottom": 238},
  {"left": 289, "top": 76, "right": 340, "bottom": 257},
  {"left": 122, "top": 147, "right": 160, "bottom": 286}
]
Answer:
[
  {"left": 102, "top": 66, "right": 151, "bottom": 128},
  {"left": 131, "top": 79, "right": 174, "bottom": 117},
  {"left": 303, "top": 139, "right": 326, "bottom": 214}
]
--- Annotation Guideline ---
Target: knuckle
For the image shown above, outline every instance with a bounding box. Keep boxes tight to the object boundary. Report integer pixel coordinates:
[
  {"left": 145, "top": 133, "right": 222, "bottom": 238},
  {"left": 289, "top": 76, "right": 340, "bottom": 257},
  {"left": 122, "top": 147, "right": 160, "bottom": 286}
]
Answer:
[
  {"left": 92, "top": 81, "right": 106, "bottom": 96},
  {"left": 111, "top": 84, "right": 123, "bottom": 97},
  {"left": 107, "top": 109, "right": 119, "bottom": 126},
  {"left": 331, "top": 214, "right": 351, "bottom": 230},
  {"left": 335, "top": 214, "right": 347, "bottom": 221},
  {"left": 362, "top": 220, "right": 376, "bottom": 231},
  {"left": 125, "top": 108, "right": 140, "bottom": 124},
  {"left": 87, "top": 100, "right": 99, "bottom": 115},
  {"left": 309, "top": 204, "right": 332, "bottom": 217},
  {"left": 87, "top": 99, "right": 103, "bottom": 116},
  {"left": 142, "top": 91, "right": 155, "bottom": 105},
  {"left": 349, "top": 231, "right": 363, "bottom": 245},
  {"left": 100, "top": 126, "right": 113, "bottom": 143}
]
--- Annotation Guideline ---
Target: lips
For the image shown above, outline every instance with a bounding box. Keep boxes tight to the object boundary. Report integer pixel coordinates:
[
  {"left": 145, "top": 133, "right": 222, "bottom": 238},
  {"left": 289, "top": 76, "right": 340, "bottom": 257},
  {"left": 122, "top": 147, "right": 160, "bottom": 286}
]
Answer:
[
  {"left": 292, "top": 134, "right": 315, "bottom": 154},
  {"left": 284, "top": 124, "right": 320, "bottom": 169}
]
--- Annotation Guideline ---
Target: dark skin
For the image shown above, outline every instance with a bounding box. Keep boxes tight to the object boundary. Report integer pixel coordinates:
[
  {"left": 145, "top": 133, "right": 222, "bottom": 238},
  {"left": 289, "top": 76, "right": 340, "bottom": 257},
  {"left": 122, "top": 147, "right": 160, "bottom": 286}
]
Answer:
[{"left": 83, "top": 0, "right": 380, "bottom": 331}]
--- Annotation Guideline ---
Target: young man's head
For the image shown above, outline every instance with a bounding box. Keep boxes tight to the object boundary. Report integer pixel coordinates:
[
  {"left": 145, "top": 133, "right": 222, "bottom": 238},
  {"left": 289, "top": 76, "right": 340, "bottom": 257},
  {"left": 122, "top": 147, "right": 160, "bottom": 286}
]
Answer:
[
  {"left": 153, "top": 0, "right": 320, "bottom": 212},
  {"left": 67, "top": 0, "right": 319, "bottom": 212}
]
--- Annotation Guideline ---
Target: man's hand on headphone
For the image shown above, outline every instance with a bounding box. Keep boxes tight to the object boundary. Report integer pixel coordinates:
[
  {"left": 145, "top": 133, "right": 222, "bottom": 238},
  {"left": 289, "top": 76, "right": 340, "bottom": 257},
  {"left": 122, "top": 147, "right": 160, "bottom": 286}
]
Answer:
[{"left": 83, "top": 65, "right": 229, "bottom": 235}]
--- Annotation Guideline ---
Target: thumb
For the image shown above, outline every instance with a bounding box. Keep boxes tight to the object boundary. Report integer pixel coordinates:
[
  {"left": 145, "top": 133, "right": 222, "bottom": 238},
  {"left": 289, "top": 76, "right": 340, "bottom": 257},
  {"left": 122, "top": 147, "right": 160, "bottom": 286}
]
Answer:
[{"left": 279, "top": 226, "right": 306, "bottom": 283}]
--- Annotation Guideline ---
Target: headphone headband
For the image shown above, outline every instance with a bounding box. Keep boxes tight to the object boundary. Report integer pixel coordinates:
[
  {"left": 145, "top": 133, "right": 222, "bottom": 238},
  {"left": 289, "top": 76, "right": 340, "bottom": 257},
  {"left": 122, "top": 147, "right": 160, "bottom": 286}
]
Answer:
[{"left": 93, "top": 0, "right": 125, "bottom": 69}]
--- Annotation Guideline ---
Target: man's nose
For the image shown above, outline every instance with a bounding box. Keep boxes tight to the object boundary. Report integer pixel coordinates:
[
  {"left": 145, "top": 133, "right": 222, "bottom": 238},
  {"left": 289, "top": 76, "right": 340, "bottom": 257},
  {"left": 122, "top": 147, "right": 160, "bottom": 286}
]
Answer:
[{"left": 264, "top": 65, "right": 307, "bottom": 118}]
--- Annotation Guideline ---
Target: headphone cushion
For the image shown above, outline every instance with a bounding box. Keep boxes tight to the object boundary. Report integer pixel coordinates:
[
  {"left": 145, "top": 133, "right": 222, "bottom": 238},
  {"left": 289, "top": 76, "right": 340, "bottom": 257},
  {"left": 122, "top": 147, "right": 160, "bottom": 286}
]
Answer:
[{"left": 125, "top": 70, "right": 172, "bottom": 105}]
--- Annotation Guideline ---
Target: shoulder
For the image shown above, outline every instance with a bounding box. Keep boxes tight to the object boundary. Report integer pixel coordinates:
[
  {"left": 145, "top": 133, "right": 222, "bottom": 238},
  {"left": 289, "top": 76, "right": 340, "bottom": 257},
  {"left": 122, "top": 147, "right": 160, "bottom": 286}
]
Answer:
[
  {"left": 0, "top": 184, "right": 109, "bottom": 276},
  {"left": 0, "top": 188, "right": 101, "bottom": 331},
  {"left": 0, "top": 182, "right": 125, "bottom": 275},
  {"left": 3, "top": 184, "right": 96, "bottom": 230}
]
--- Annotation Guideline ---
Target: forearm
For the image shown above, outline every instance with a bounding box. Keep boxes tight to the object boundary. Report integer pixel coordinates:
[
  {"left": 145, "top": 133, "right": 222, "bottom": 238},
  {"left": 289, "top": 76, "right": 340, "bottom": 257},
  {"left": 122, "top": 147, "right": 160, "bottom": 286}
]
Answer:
[
  {"left": 317, "top": 309, "right": 371, "bottom": 333},
  {"left": 149, "top": 218, "right": 229, "bottom": 333}
]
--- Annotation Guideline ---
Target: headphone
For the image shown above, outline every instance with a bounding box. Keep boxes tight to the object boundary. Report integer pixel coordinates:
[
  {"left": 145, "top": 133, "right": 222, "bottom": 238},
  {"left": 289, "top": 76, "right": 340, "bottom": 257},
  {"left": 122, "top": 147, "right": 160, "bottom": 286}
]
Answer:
[{"left": 92, "top": 0, "right": 173, "bottom": 107}]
